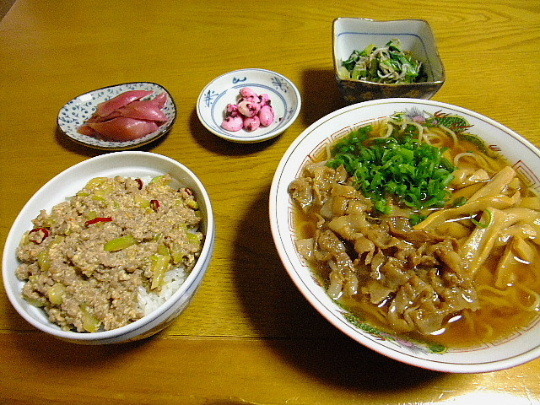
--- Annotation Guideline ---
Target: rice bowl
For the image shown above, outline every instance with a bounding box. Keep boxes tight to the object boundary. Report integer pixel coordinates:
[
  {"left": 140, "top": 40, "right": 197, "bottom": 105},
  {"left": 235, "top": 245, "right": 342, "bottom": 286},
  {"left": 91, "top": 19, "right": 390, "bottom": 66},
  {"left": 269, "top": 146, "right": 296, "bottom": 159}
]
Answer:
[{"left": 3, "top": 152, "right": 215, "bottom": 344}]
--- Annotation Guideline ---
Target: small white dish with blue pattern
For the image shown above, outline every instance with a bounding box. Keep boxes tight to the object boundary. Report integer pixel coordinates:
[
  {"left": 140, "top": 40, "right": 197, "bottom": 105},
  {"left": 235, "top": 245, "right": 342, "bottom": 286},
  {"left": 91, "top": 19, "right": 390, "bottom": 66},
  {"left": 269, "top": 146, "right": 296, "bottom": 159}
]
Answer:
[
  {"left": 197, "top": 68, "right": 301, "bottom": 143},
  {"left": 58, "top": 82, "right": 177, "bottom": 150}
]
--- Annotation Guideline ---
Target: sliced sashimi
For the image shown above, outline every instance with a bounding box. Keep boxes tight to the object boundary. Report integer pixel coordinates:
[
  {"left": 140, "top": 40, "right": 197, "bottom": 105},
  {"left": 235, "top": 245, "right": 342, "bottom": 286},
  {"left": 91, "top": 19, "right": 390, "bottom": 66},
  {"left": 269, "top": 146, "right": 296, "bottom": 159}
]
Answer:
[
  {"left": 118, "top": 99, "right": 169, "bottom": 122},
  {"left": 152, "top": 92, "right": 168, "bottom": 109},
  {"left": 78, "top": 124, "right": 100, "bottom": 137},
  {"left": 95, "top": 90, "right": 154, "bottom": 118},
  {"left": 86, "top": 109, "right": 122, "bottom": 123},
  {"left": 85, "top": 117, "right": 159, "bottom": 141}
]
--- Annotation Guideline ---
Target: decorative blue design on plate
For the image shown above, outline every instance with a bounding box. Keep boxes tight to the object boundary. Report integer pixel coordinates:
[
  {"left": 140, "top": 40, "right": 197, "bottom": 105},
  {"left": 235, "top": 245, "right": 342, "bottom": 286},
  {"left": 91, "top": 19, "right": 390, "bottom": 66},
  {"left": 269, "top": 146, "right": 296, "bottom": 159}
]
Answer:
[
  {"left": 271, "top": 76, "right": 289, "bottom": 93},
  {"left": 196, "top": 68, "right": 301, "bottom": 143},
  {"left": 204, "top": 90, "right": 219, "bottom": 108}
]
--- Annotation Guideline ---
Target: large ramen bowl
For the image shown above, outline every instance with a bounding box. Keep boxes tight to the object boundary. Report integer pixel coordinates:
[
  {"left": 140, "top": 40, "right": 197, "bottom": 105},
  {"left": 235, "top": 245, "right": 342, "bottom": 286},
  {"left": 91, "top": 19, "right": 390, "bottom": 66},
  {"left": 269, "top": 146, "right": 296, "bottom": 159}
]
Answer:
[
  {"left": 3, "top": 152, "right": 215, "bottom": 344},
  {"left": 269, "top": 98, "right": 540, "bottom": 373}
]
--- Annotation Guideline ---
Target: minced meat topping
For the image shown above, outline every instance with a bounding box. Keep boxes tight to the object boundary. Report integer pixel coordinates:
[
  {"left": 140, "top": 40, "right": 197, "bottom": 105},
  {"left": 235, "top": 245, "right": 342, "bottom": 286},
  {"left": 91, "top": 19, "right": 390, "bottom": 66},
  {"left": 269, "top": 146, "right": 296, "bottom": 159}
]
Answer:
[{"left": 16, "top": 175, "right": 204, "bottom": 332}]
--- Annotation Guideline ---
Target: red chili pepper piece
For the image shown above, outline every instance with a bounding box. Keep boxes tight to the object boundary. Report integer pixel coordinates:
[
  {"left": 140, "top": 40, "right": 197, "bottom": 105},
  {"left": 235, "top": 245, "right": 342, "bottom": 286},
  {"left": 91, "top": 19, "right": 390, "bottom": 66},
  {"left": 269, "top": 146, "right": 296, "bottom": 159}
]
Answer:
[
  {"left": 150, "top": 200, "right": 161, "bottom": 212},
  {"left": 28, "top": 227, "right": 51, "bottom": 244},
  {"left": 84, "top": 217, "right": 113, "bottom": 227}
]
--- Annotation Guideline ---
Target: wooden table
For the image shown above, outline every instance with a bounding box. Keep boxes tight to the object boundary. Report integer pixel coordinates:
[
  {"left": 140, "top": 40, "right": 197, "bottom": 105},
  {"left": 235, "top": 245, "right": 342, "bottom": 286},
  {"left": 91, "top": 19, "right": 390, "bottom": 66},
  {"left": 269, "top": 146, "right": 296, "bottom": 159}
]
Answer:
[{"left": 1, "top": 1, "right": 539, "bottom": 403}]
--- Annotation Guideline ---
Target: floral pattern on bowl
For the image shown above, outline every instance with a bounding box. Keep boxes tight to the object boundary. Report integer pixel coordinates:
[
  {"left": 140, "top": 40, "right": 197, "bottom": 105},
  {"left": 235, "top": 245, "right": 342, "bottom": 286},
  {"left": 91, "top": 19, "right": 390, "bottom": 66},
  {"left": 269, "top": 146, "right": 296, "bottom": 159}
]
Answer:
[
  {"left": 196, "top": 68, "right": 301, "bottom": 143},
  {"left": 58, "top": 82, "right": 177, "bottom": 150}
]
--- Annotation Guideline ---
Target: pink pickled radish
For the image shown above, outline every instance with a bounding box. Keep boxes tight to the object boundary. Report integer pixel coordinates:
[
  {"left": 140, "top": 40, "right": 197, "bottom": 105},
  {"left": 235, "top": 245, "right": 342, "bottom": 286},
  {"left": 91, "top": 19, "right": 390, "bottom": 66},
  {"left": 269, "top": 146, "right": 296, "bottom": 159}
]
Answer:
[
  {"left": 221, "top": 115, "right": 243, "bottom": 131},
  {"left": 221, "top": 87, "right": 276, "bottom": 133}
]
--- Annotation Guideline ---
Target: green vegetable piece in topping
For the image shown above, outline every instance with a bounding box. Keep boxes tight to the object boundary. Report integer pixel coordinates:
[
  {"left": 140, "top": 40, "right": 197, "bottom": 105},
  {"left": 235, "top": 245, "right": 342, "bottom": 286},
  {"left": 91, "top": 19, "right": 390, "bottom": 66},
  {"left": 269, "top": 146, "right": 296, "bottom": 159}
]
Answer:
[
  {"left": 85, "top": 177, "right": 108, "bottom": 188},
  {"left": 171, "top": 249, "right": 186, "bottom": 265},
  {"left": 188, "top": 231, "right": 203, "bottom": 245},
  {"left": 25, "top": 296, "right": 45, "bottom": 307},
  {"left": 84, "top": 177, "right": 115, "bottom": 199},
  {"left": 80, "top": 304, "right": 101, "bottom": 333},
  {"left": 150, "top": 253, "right": 171, "bottom": 290},
  {"left": 37, "top": 250, "right": 51, "bottom": 272},
  {"left": 104, "top": 235, "right": 137, "bottom": 252},
  {"left": 49, "top": 283, "right": 66, "bottom": 305},
  {"left": 135, "top": 195, "right": 151, "bottom": 209},
  {"left": 150, "top": 175, "right": 172, "bottom": 186},
  {"left": 157, "top": 243, "right": 170, "bottom": 256}
]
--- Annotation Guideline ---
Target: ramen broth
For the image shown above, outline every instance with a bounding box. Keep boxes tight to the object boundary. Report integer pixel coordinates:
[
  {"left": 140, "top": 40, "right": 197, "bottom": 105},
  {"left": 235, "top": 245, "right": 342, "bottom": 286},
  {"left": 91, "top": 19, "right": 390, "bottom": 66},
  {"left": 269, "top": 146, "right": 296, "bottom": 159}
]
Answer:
[{"left": 290, "top": 113, "right": 540, "bottom": 348}]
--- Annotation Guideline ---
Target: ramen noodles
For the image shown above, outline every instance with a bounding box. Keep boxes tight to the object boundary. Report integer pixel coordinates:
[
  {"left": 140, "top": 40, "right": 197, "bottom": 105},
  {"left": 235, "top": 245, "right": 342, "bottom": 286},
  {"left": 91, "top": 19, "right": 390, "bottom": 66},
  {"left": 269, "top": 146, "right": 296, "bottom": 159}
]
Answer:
[{"left": 289, "top": 110, "right": 540, "bottom": 348}]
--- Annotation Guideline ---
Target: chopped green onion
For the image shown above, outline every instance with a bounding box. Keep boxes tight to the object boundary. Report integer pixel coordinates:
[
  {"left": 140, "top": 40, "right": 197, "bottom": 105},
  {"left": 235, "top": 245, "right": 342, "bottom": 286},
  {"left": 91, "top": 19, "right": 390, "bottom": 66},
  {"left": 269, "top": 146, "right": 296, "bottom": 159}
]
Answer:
[
  {"left": 327, "top": 124, "right": 456, "bottom": 214},
  {"left": 451, "top": 196, "right": 468, "bottom": 207},
  {"left": 410, "top": 213, "right": 427, "bottom": 226},
  {"left": 471, "top": 209, "right": 493, "bottom": 228}
]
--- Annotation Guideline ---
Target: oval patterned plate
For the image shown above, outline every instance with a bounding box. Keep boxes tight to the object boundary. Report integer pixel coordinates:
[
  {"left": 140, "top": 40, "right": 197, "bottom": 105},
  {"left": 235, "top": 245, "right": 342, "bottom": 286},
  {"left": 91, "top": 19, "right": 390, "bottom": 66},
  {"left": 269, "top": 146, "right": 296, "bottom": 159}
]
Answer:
[{"left": 58, "top": 82, "right": 177, "bottom": 150}]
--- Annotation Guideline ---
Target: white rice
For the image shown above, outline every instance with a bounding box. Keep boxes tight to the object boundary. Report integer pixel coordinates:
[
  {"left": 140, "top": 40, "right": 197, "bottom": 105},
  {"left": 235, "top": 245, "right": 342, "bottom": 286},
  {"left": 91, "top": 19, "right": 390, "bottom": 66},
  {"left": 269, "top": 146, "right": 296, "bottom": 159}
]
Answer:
[{"left": 138, "top": 266, "right": 188, "bottom": 315}]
